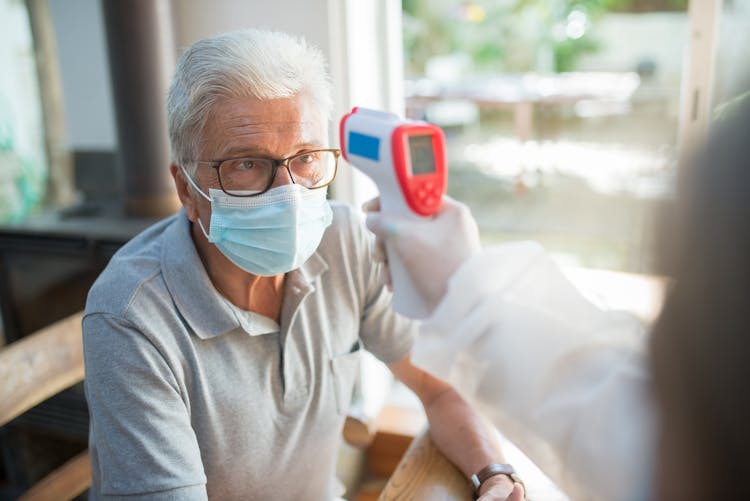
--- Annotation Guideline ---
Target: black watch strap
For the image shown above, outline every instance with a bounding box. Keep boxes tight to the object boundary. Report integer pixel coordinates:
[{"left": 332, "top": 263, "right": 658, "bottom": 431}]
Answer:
[{"left": 470, "top": 463, "right": 523, "bottom": 498}]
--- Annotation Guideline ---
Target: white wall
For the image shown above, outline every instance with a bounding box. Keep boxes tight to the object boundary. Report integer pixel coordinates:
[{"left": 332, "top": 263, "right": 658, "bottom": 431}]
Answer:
[
  {"left": 49, "top": 0, "right": 116, "bottom": 151},
  {"left": 0, "top": 0, "right": 45, "bottom": 163},
  {"left": 714, "top": 1, "right": 750, "bottom": 103},
  {"left": 578, "top": 12, "right": 688, "bottom": 88},
  {"left": 171, "top": 0, "right": 332, "bottom": 57}
]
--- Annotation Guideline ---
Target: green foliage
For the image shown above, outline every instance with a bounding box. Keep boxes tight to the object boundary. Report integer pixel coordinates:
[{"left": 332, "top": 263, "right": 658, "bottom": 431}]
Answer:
[
  {"left": 604, "top": 0, "right": 687, "bottom": 11},
  {"left": 0, "top": 97, "right": 46, "bottom": 223},
  {"left": 553, "top": 35, "right": 599, "bottom": 72},
  {"left": 402, "top": 0, "right": 687, "bottom": 76}
]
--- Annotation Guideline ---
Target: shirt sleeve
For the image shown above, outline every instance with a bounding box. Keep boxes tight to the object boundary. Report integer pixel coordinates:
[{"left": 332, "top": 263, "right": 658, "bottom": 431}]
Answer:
[
  {"left": 83, "top": 312, "right": 208, "bottom": 500},
  {"left": 412, "top": 241, "right": 655, "bottom": 501},
  {"left": 347, "top": 207, "right": 418, "bottom": 364}
]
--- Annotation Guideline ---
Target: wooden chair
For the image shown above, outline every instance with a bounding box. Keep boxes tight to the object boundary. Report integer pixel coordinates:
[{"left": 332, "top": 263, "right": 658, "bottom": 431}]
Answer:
[
  {"left": 0, "top": 312, "right": 90, "bottom": 501},
  {"left": 377, "top": 428, "right": 472, "bottom": 501},
  {"left": 345, "top": 405, "right": 472, "bottom": 501}
]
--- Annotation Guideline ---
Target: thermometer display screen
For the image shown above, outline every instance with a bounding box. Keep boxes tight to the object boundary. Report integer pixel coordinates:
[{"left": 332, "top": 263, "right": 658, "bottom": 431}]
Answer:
[{"left": 408, "top": 135, "right": 436, "bottom": 175}]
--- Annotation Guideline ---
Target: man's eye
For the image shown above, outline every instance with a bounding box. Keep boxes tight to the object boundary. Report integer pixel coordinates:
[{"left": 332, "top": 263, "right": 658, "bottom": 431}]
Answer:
[
  {"left": 237, "top": 159, "right": 255, "bottom": 170},
  {"left": 298, "top": 154, "right": 315, "bottom": 164}
]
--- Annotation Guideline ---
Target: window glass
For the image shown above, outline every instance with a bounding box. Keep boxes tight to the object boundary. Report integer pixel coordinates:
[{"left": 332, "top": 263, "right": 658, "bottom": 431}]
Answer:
[
  {"left": 713, "top": 0, "right": 750, "bottom": 115},
  {"left": 403, "top": 0, "right": 690, "bottom": 273},
  {"left": 0, "top": 0, "right": 47, "bottom": 223}
]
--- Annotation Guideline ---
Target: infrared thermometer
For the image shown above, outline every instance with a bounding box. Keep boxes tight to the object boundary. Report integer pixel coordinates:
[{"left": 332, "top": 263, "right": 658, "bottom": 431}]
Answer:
[{"left": 340, "top": 107, "right": 447, "bottom": 319}]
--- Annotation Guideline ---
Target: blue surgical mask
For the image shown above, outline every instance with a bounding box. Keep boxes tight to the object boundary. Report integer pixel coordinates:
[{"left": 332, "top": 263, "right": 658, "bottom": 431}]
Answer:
[{"left": 183, "top": 170, "right": 332, "bottom": 275}]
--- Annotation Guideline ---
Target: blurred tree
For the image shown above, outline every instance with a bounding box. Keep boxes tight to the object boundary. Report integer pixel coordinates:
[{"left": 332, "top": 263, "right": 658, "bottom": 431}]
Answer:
[
  {"left": 606, "top": 0, "right": 687, "bottom": 12},
  {"left": 403, "top": 0, "right": 688, "bottom": 75},
  {"left": 0, "top": 99, "right": 46, "bottom": 223}
]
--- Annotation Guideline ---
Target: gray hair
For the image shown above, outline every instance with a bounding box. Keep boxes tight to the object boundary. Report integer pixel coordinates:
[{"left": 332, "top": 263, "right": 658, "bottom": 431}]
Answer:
[{"left": 167, "top": 29, "right": 333, "bottom": 172}]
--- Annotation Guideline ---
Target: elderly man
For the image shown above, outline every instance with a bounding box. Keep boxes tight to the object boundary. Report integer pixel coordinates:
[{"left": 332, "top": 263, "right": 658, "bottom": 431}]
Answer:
[{"left": 82, "top": 29, "right": 522, "bottom": 501}]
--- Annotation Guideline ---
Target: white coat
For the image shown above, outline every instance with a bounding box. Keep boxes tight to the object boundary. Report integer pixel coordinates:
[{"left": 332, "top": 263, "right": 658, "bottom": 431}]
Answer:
[{"left": 411, "top": 241, "right": 656, "bottom": 501}]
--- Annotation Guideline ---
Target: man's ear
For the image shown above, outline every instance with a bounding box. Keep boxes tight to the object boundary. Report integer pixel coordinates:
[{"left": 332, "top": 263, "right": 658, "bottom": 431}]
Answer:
[{"left": 170, "top": 163, "right": 199, "bottom": 222}]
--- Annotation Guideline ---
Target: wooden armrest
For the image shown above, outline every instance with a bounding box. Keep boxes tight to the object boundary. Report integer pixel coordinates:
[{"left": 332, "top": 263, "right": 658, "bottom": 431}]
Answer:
[
  {"left": 18, "top": 450, "right": 91, "bottom": 501},
  {"left": 378, "top": 428, "right": 473, "bottom": 501},
  {"left": 344, "top": 409, "right": 377, "bottom": 449},
  {"left": 345, "top": 402, "right": 426, "bottom": 451},
  {"left": 0, "top": 311, "right": 84, "bottom": 426},
  {"left": 0, "top": 312, "right": 90, "bottom": 501}
]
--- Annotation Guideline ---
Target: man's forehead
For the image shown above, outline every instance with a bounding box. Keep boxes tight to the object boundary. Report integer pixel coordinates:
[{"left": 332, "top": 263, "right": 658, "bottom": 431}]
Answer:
[
  {"left": 219, "top": 116, "right": 326, "bottom": 142},
  {"left": 223, "top": 118, "right": 318, "bottom": 133},
  {"left": 203, "top": 100, "right": 327, "bottom": 157},
  {"left": 210, "top": 96, "right": 324, "bottom": 132},
  {"left": 213, "top": 94, "right": 321, "bottom": 120}
]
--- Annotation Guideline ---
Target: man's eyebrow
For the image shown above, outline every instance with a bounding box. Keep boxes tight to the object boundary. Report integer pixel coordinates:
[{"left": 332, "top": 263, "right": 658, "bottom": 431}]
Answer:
[
  {"left": 220, "top": 146, "right": 274, "bottom": 158},
  {"left": 221, "top": 142, "right": 324, "bottom": 159}
]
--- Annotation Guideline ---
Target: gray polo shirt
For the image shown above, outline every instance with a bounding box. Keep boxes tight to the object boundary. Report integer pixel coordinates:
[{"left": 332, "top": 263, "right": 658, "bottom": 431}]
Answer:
[{"left": 83, "top": 202, "right": 416, "bottom": 500}]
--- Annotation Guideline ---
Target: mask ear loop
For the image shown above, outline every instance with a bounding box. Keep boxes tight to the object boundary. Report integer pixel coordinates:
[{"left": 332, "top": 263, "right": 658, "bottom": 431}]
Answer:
[{"left": 179, "top": 165, "right": 212, "bottom": 240}]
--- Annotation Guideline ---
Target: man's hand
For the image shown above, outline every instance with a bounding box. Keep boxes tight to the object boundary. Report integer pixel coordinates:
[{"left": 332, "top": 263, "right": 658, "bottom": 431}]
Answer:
[
  {"left": 388, "top": 356, "right": 523, "bottom": 501},
  {"left": 363, "top": 195, "right": 481, "bottom": 312},
  {"left": 477, "top": 475, "right": 525, "bottom": 501}
]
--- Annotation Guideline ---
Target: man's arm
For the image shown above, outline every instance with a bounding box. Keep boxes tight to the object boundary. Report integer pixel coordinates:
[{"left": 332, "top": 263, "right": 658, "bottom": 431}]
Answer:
[
  {"left": 83, "top": 313, "right": 208, "bottom": 500},
  {"left": 388, "top": 355, "right": 522, "bottom": 500}
]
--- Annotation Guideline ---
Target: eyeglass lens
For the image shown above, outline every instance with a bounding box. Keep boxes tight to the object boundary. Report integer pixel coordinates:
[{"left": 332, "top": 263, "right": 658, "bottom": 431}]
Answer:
[{"left": 218, "top": 150, "right": 337, "bottom": 195}]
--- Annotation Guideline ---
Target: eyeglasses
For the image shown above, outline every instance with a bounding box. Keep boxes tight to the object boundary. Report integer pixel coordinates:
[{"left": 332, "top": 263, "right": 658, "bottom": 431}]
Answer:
[{"left": 194, "top": 148, "right": 340, "bottom": 197}]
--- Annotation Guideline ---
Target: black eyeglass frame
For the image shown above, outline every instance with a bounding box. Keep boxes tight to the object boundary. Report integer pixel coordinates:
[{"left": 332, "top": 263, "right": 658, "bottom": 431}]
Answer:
[{"left": 193, "top": 148, "right": 341, "bottom": 197}]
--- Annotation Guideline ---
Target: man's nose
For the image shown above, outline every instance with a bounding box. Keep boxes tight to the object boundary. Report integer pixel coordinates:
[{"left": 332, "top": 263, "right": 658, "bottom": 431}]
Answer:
[{"left": 269, "top": 162, "right": 295, "bottom": 189}]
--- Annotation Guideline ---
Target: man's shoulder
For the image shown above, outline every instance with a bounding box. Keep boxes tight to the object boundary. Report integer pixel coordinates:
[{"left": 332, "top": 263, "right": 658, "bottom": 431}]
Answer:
[
  {"left": 85, "top": 214, "right": 179, "bottom": 318},
  {"left": 324, "top": 200, "right": 367, "bottom": 243},
  {"left": 328, "top": 199, "right": 358, "bottom": 229},
  {"left": 319, "top": 200, "right": 373, "bottom": 260}
]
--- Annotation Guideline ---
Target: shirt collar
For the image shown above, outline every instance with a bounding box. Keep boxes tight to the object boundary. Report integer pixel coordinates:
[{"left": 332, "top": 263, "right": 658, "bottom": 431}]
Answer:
[{"left": 161, "top": 210, "right": 329, "bottom": 339}]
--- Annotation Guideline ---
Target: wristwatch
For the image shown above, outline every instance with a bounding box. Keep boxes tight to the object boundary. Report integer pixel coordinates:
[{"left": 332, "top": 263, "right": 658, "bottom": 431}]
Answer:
[{"left": 470, "top": 463, "right": 524, "bottom": 498}]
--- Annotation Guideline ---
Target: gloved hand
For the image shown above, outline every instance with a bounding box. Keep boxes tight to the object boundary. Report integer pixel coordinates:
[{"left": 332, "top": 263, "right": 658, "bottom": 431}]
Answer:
[{"left": 363, "top": 195, "right": 481, "bottom": 312}]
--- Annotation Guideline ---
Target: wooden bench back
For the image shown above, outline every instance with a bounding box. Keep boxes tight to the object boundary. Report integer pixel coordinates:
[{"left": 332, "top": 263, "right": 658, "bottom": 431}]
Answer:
[{"left": 0, "top": 312, "right": 91, "bottom": 501}]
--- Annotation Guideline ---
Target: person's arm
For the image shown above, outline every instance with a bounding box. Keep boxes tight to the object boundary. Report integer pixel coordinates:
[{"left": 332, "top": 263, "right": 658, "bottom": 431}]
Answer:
[
  {"left": 83, "top": 313, "right": 208, "bottom": 500},
  {"left": 363, "top": 196, "right": 480, "bottom": 312},
  {"left": 415, "top": 242, "right": 656, "bottom": 501},
  {"left": 388, "top": 356, "right": 524, "bottom": 500},
  {"left": 366, "top": 197, "right": 655, "bottom": 501}
]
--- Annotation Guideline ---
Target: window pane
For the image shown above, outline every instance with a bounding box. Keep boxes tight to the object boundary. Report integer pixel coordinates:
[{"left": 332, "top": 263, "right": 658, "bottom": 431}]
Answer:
[
  {"left": 403, "top": 0, "right": 691, "bottom": 273},
  {"left": 0, "top": 0, "right": 48, "bottom": 223},
  {"left": 714, "top": 0, "right": 750, "bottom": 114}
]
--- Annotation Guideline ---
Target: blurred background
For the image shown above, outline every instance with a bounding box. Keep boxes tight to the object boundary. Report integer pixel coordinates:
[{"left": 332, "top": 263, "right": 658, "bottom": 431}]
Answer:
[
  {"left": 0, "top": 0, "right": 748, "bottom": 499},
  {"left": 2, "top": 0, "right": 748, "bottom": 273},
  {"left": 402, "top": 0, "right": 749, "bottom": 273}
]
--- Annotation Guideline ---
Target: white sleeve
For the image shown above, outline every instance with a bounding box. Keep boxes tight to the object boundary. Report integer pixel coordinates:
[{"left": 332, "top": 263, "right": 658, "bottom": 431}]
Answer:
[{"left": 412, "top": 241, "right": 655, "bottom": 501}]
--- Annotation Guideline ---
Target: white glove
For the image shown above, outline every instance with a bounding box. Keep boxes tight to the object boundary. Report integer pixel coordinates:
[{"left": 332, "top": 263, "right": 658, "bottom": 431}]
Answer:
[{"left": 364, "top": 195, "right": 481, "bottom": 312}]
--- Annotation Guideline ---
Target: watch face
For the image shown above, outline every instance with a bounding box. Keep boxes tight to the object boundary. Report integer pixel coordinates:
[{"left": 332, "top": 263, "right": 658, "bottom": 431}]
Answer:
[{"left": 471, "top": 474, "right": 481, "bottom": 491}]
